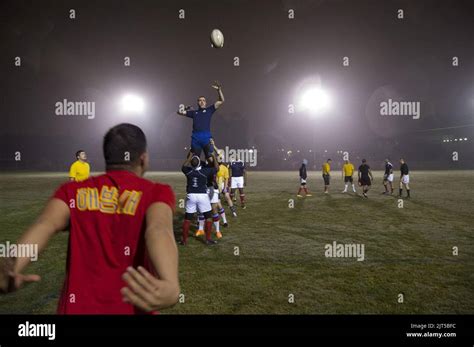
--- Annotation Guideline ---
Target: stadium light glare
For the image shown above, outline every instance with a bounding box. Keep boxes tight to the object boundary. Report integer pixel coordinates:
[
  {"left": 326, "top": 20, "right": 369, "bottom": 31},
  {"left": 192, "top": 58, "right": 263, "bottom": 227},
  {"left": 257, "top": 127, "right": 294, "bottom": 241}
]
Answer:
[
  {"left": 299, "top": 87, "right": 331, "bottom": 114},
  {"left": 465, "top": 138, "right": 468, "bottom": 141},
  {"left": 120, "top": 94, "right": 145, "bottom": 114}
]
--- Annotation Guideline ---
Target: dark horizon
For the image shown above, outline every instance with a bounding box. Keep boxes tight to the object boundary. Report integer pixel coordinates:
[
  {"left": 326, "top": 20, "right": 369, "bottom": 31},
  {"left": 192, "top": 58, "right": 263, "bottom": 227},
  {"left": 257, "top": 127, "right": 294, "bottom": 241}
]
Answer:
[{"left": 1, "top": 0, "right": 473, "bottom": 171}]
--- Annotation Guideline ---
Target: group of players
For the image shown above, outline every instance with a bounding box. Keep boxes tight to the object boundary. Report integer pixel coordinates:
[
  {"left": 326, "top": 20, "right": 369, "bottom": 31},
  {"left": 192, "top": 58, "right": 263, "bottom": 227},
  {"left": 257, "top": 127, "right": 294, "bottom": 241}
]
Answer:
[
  {"left": 177, "top": 82, "right": 247, "bottom": 246},
  {"left": 298, "top": 157, "right": 411, "bottom": 199},
  {"left": 2, "top": 81, "right": 413, "bottom": 314}
]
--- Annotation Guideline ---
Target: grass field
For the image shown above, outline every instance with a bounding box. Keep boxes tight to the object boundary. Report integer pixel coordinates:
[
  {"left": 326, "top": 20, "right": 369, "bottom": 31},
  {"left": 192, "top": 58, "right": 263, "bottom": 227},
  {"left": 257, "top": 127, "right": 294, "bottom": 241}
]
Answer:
[{"left": 0, "top": 170, "right": 473, "bottom": 314}]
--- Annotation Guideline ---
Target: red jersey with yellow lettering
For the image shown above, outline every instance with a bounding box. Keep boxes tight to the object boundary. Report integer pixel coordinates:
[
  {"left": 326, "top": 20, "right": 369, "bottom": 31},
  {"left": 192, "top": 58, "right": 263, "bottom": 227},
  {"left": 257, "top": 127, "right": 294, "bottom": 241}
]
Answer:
[{"left": 52, "top": 170, "right": 175, "bottom": 314}]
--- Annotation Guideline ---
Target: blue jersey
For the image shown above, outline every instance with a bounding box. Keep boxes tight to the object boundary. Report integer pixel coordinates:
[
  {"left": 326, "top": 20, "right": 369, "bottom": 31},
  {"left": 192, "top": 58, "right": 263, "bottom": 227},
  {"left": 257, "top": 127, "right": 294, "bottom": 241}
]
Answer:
[
  {"left": 182, "top": 165, "right": 217, "bottom": 194},
  {"left": 230, "top": 161, "right": 245, "bottom": 177},
  {"left": 186, "top": 105, "right": 216, "bottom": 134}
]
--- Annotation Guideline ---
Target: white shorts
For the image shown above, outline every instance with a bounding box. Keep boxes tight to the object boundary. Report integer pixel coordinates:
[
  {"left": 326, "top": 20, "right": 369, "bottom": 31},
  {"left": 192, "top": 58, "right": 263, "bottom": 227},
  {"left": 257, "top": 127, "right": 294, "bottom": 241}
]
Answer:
[
  {"left": 207, "top": 187, "right": 220, "bottom": 204},
  {"left": 231, "top": 176, "right": 244, "bottom": 189},
  {"left": 185, "top": 193, "right": 211, "bottom": 214},
  {"left": 401, "top": 175, "right": 410, "bottom": 185},
  {"left": 300, "top": 178, "right": 307, "bottom": 185},
  {"left": 386, "top": 174, "right": 394, "bottom": 182}
]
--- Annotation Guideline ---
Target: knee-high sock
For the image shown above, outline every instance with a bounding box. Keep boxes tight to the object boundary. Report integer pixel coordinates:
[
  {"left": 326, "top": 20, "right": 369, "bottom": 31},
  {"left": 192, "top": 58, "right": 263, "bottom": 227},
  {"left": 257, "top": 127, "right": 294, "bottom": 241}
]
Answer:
[
  {"left": 198, "top": 214, "right": 205, "bottom": 230},
  {"left": 213, "top": 213, "right": 220, "bottom": 232},
  {"left": 182, "top": 220, "right": 191, "bottom": 243},
  {"left": 218, "top": 207, "right": 227, "bottom": 224},
  {"left": 303, "top": 187, "right": 308, "bottom": 194},
  {"left": 297, "top": 187, "right": 303, "bottom": 195}
]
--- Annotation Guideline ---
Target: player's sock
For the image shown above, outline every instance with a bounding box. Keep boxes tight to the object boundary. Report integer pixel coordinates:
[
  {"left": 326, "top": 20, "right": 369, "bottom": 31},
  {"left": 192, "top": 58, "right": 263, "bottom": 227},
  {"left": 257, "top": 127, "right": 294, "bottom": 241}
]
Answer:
[
  {"left": 407, "top": 189, "right": 410, "bottom": 197},
  {"left": 198, "top": 214, "right": 205, "bottom": 231},
  {"left": 213, "top": 213, "right": 220, "bottom": 232},
  {"left": 240, "top": 194, "right": 245, "bottom": 205},
  {"left": 303, "top": 187, "right": 308, "bottom": 194},
  {"left": 297, "top": 188, "right": 303, "bottom": 195},
  {"left": 343, "top": 184, "right": 348, "bottom": 192},
  {"left": 182, "top": 220, "right": 191, "bottom": 244},
  {"left": 205, "top": 220, "right": 213, "bottom": 241},
  {"left": 399, "top": 188, "right": 402, "bottom": 197},
  {"left": 218, "top": 208, "right": 227, "bottom": 224},
  {"left": 352, "top": 184, "right": 356, "bottom": 192}
]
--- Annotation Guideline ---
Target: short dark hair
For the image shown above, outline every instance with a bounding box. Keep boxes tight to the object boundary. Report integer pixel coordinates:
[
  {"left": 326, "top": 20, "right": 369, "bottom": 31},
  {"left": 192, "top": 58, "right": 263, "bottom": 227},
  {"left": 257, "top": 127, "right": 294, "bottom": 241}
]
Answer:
[
  {"left": 362, "top": 158, "right": 367, "bottom": 163},
  {"left": 103, "top": 123, "right": 147, "bottom": 167},
  {"left": 327, "top": 158, "right": 332, "bottom": 162},
  {"left": 197, "top": 96, "right": 206, "bottom": 101},
  {"left": 75, "top": 150, "right": 85, "bottom": 159}
]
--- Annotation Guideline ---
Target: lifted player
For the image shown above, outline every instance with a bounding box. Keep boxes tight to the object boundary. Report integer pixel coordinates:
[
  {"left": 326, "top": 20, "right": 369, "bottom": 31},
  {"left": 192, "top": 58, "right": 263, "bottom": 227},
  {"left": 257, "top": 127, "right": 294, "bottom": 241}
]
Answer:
[
  {"left": 382, "top": 159, "right": 394, "bottom": 195},
  {"left": 297, "top": 159, "right": 312, "bottom": 197},
  {"left": 181, "top": 152, "right": 219, "bottom": 245},
  {"left": 177, "top": 81, "right": 224, "bottom": 163}
]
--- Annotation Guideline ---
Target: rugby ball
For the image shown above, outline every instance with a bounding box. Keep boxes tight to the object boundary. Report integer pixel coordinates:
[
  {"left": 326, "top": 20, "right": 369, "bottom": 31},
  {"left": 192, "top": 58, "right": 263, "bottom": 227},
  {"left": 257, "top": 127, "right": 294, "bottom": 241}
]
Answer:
[{"left": 210, "top": 29, "right": 224, "bottom": 48}]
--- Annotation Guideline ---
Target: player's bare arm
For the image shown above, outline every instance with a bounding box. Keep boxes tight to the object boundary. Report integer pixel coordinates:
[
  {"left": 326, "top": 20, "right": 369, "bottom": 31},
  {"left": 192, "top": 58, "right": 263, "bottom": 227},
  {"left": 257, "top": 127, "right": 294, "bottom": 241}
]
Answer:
[
  {"left": 211, "top": 152, "right": 219, "bottom": 169},
  {"left": 212, "top": 81, "right": 225, "bottom": 109},
  {"left": 1, "top": 198, "right": 70, "bottom": 293},
  {"left": 121, "top": 202, "right": 179, "bottom": 312},
  {"left": 182, "top": 151, "right": 193, "bottom": 168}
]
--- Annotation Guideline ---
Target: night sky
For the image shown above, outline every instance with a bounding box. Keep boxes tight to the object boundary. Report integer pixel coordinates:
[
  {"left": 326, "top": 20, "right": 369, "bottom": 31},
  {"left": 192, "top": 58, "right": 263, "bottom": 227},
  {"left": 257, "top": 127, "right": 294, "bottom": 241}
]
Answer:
[{"left": 1, "top": 0, "right": 473, "bottom": 170}]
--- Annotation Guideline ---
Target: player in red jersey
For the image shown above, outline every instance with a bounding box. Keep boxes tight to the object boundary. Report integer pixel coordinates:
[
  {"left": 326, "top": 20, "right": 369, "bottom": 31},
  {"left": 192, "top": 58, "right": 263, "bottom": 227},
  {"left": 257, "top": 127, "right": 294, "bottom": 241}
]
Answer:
[{"left": 0, "top": 124, "right": 179, "bottom": 314}]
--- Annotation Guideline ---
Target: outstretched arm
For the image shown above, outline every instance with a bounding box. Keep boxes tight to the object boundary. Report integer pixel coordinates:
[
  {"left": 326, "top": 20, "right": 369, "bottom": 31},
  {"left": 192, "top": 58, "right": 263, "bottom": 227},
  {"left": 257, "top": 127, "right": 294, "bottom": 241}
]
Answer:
[
  {"left": 182, "top": 151, "right": 193, "bottom": 168},
  {"left": 177, "top": 105, "right": 191, "bottom": 117},
  {"left": 1, "top": 198, "right": 70, "bottom": 293},
  {"left": 212, "top": 81, "right": 225, "bottom": 109},
  {"left": 210, "top": 138, "right": 222, "bottom": 159}
]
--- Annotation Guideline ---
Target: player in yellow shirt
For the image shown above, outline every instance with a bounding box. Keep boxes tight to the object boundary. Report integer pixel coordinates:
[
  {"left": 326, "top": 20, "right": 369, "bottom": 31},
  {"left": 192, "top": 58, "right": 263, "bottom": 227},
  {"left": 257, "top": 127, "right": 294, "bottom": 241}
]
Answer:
[
  {"left": 341, "top": 160, "right": 357, "bottom": 193},
  {"left": 69, "top": 150, "right": 90, "bottom": 182},
  {"left": 322, "top": 159, "right": 332, "bottom": 194},
  {"left": 213, "top": 140, "right": 237, "bottom": 217}
]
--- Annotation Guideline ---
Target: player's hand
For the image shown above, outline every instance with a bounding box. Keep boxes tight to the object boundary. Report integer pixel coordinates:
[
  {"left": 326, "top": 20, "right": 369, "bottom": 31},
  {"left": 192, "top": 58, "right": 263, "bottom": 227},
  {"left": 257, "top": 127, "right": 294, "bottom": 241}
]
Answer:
[
  {"left": 0, "top": 258, "right": 41, "bottom": 294},
  {"left": 210, "top": 138, "right": 215, "bottom": 145},
  {"left": 211, "top": 81, "right": 221, "bottom": 90},
  {"left": 121, "top": 266, "right": 179, "bottom": 312}
]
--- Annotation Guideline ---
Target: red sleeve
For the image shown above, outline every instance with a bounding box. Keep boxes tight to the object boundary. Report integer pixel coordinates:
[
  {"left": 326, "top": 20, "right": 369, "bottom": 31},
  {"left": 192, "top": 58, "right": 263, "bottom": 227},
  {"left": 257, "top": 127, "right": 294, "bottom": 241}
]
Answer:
[
  {"left": 151, "top": 183, "right": 176, "bottom": 212},
  {"left": 52, "top": 182, "right": 70, "bottom": 205}
]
